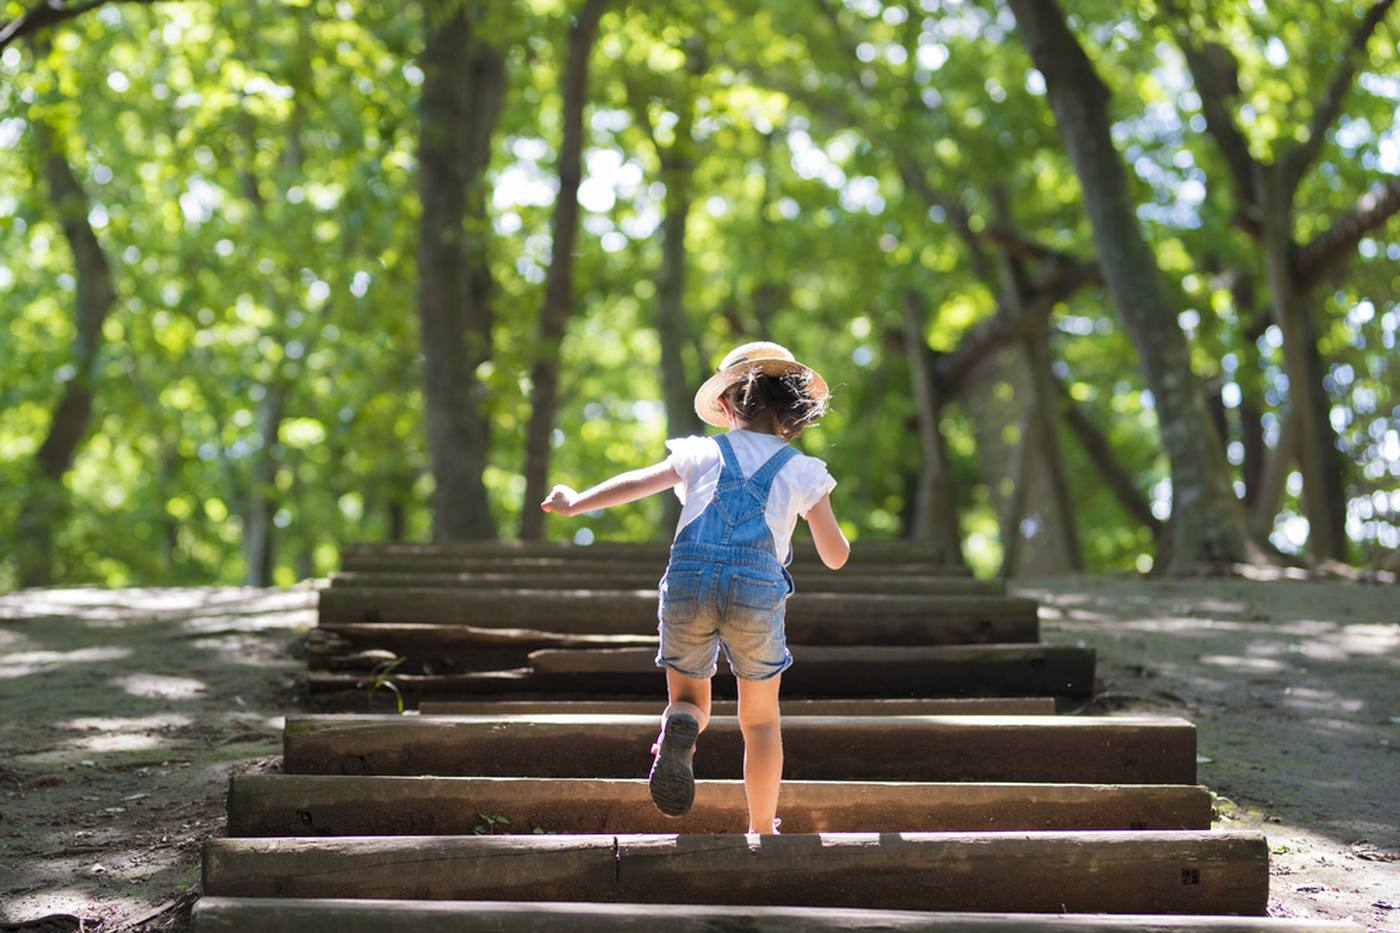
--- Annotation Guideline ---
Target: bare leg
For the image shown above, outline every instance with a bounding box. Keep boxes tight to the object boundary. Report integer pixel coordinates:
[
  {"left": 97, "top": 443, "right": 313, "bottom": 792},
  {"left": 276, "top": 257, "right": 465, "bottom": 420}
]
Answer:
[
  {"left": 736, "top": 673, "right": 783, "bottom": 834},
  {"left": 648, "top": 668, "right": 710, "bottom": 817},
  {"left": 662, "top": 667, "right": 711, "bottom": 734}
]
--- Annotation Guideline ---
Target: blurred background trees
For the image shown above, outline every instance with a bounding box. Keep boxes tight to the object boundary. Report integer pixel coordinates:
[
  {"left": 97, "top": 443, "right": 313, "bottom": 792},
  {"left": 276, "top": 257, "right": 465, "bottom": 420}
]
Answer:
[{"left": 1, "top": 0, "right": 1396, "bottom": 586}]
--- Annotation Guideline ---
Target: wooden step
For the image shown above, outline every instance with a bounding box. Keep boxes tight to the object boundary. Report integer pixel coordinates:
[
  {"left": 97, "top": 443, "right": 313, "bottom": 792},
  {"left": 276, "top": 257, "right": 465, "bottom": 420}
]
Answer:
[
  {"left": 201, "top": 831, "right": 1267, "bottom": 914},
  {"left": 316, "top": 588, "right": 1040, "bottom": 645},
  {"left": 416, "top": 697, "right": 1059, "bottom": 716},
  {"left": 227, "top": 775, "right": 1212, "bottom": 836},
  {"left": 328, "top": 570, "right": 1004, "bottom": 596},
  {"left": 282, "top": 713, "right": 1194, "bottom": 783},
  {"left": 192, "top": 898, "right": 1362, "bottom": 933},
  {"left": 304, "top": 643, "right": 1096, "bottom": 700},
  {"left": 307, "top": 623, "right": 656, "bottom": 673},
  {"left": 342, "top": 555, "right": 974, "bottom": 576},
  {"left": 342, "top": 539, "right": 967, "bottom": 564}
]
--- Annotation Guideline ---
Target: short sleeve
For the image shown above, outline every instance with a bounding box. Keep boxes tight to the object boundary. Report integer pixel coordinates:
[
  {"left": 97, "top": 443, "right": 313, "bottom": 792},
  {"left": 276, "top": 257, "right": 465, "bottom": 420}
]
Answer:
[
  {"left": 664, "top": 435, "right": 713, "bottom": 503},
  {"left": 795, "top": 456, "right": 837, "bottom": 518}
]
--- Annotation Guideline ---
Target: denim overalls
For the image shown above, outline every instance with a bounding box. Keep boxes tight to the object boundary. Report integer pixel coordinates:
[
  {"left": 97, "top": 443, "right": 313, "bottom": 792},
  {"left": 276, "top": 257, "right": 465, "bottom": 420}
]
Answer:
[{"left": 655, "top": 434, "right": 798, "bottom": 681}]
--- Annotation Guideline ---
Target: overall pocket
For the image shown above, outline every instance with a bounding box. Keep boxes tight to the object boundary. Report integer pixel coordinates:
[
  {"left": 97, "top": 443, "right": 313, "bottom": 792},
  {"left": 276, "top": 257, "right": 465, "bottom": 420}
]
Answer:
[
  {"left": 723, "top": 571, "right": 784, "bottom": 634},
  {"left": 660, "top": 570, "right": 703, "bottom": 623}
]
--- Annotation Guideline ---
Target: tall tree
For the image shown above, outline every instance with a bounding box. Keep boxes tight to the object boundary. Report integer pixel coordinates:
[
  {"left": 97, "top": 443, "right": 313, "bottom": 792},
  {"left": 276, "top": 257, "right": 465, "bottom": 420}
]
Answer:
[
  {"left": 416, "top": 1, "right": 504, "bottom": 541},
  {"left": 14, "top": 116, "right": 117, "bottom": 587},
  {"left": 520, "top": 0, "right": 610, "bottom": 540},
  {"left": 628, "top": 36, "right": 707, "bottom": 443},
  {"left": 1004, "top": 0, "right": 1261, "bottom": 574},
  {"left": 1165, "top": 0, "right": 1399, "bottom": 561},
  {"left": 901, "top": 289, "right": 965, "bottom": 564}
]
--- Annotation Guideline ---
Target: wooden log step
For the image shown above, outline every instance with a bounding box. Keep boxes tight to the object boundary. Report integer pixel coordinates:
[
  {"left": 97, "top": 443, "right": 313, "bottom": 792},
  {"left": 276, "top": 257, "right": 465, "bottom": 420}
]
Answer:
[
  {"left": 192, "top": 898, "right": 1363, "bottom": 933},
  {"left": 227, "top": 774, "right": 1212, "bottom": 836},
  {"left": 328, "top": 570, "right": 1004, "bottom": 596},
  {"left": 304, "top": 643, "right": 1096, "bottom": 700},
  {"left": 342, "top": 539, "right": 965, "bottom": 564},
  {"left": 307, "top": 624, "right": 656, "bottom": 673},
  {"left": 316, "top": 588, "right": 1040, "bottom": 645},
  {"left": 201, "top": 831, "right": 1267, "bottom": 914},
  {"left": 416, "top": 697, "right": 1059, "bottom": 716},
  {"left": 340, "top": 555, "right": 972, "bottom": 578},
  {"left": 282, "top": 713, "right": 1193, "bottom": 783}
]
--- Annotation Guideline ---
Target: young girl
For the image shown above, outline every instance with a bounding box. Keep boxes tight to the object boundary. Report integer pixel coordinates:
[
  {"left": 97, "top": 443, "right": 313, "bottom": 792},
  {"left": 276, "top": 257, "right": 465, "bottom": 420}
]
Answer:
[{"left": 540, "top": 341, "right": 849, "bottom": 835}]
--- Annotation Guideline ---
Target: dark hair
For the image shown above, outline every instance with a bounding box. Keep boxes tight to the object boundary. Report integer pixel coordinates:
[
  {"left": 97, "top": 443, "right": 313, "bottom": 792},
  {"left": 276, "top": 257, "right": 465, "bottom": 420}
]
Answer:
[{"left": 723, "top": 369, "right": 828, "bottom": 440}]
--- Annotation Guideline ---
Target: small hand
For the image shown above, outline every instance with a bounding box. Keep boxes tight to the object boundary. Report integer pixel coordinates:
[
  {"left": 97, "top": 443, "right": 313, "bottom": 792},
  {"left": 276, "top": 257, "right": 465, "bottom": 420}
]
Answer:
[{"left": 540, "top": 484, "right": 580, "bottom": 516}]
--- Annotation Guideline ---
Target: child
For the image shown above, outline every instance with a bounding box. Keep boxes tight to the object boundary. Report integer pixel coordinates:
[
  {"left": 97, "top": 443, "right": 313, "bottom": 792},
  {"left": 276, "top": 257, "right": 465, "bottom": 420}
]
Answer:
[{"left": 540, "top": 341, "right": 849, "bottom": 835}]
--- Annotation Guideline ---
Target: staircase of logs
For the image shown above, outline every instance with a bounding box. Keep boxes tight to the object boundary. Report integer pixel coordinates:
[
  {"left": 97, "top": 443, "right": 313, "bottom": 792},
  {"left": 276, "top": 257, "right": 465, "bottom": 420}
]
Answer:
[{"left": 189, "top": 540, "right": 1357, "bottom": 931}]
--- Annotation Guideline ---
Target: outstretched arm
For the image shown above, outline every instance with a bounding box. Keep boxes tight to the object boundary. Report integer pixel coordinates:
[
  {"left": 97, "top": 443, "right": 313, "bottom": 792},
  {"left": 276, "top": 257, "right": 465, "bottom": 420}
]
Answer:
[
  {"left": 540, "top": 460, "right": 682, "bottom": 517},
  {"left": 803, "top": 494, "right": 850, "bottom": 570}
]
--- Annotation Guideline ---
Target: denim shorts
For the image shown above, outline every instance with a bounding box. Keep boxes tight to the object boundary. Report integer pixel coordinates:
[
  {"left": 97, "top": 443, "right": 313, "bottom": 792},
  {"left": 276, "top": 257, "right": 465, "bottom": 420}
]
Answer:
[{"left": 655, "top": 559, "right": 794, "bottom": 681}]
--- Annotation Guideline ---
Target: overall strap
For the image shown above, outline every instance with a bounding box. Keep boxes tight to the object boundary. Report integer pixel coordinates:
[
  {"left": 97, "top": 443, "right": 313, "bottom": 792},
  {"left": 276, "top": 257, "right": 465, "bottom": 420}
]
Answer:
[
  {"left": 714, "top": 434, "right": 744, "bottom": 479},
  {"left": 747, "top": 443, "right": 799, "bottom": 495}
]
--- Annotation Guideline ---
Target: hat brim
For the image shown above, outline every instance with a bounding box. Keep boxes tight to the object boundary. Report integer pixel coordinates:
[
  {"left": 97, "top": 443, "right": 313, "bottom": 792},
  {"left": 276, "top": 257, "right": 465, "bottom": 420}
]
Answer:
[{"left": 693, "top": 359, "right": 829, "bottom": 429}]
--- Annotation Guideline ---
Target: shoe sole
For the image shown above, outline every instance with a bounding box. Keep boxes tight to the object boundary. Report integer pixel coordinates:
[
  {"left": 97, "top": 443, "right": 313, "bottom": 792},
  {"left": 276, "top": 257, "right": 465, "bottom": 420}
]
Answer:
[{"left": 649, "top": 712, "right": 699, "bottom": 817}]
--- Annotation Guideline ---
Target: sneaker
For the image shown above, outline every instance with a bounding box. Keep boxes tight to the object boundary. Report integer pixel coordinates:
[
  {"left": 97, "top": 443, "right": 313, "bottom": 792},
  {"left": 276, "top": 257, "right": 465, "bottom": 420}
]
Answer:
[{"left": 648, "top": 711, "right": 699, "bottom": 817}]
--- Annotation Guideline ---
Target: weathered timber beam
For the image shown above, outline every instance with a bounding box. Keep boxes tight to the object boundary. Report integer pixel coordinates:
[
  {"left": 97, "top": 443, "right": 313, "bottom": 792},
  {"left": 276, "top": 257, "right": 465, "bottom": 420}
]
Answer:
[
  {"left": 191, "top": 898, "right": 1363, "bottom": 933},
  {"left": 227, "top": 774, "right": 1211, "bottom": 836},
  {"left": 281, "top": 712, "right": 1189, "bottom": 783},
  {"left": 416, "top": 697, "right": 1058, "bottom": 716},
  {"left": 201, "top": 830, "right": 1266, "bottom": 914}
]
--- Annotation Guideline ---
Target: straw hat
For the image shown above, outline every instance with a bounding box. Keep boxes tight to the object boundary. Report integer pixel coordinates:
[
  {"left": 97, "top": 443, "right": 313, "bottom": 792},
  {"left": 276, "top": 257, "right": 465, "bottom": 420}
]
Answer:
[{"left": 693, "top": 341, "right": 829, "bottom": 429}]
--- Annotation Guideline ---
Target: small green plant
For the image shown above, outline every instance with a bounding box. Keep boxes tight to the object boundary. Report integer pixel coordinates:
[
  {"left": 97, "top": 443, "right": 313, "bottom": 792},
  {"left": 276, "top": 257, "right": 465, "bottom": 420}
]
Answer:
[
  {"left": 1208, "top": 790, "right": 1237, "bottom": 822},
  {"left": 356, "top": 657, "right": 406, "bottom": 714},
  {"left": 474, "top": 812, "right": 510, "bottom": 835}
]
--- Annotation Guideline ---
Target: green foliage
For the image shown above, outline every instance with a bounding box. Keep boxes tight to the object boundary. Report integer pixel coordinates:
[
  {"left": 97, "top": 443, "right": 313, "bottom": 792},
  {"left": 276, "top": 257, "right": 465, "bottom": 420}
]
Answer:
[{"left": 1, "top": 0, "right": 1396, "bottom": 588}]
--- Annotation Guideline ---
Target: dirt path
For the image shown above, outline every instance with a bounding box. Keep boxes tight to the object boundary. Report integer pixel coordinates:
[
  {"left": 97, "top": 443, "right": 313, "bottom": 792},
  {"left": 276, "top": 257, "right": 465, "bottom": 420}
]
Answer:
[
  {"left": 0, "top": 586, "right": 316, "bottom": 931},
  {"left": 1017, "top": 573, "right": 1400, "bottom": 933},
  {"left": 1, "top": 575, "right": 1396, "bottom": 931}
]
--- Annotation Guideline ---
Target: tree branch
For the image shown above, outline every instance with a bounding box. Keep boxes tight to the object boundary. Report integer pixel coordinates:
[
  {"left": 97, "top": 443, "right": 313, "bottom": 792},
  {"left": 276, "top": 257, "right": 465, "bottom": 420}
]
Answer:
[
  {"left": 0, "top": 0, "right": 159, "bottom": 51},
  {"left": 1294, "top": 176, "right": 1400, "bottom": 287},
  {"left": 1282, "top": 0, "right": 1397, "bottom": 194},
  {"left": 1050, "top": 370, "right": 1164, "bottom": 539},
  {"left": 936, "top": 258, "right": 1099, "bottom": 393},
  {"left": 1171, "top": 36, "right": 1260, "bottom": 210}
]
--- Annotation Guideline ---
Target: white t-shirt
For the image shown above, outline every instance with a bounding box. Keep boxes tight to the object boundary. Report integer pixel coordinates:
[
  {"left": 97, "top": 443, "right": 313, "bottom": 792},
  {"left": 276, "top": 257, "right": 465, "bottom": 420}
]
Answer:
[{"left": 664, "top": 429, "right": 837, "bottom": 565}]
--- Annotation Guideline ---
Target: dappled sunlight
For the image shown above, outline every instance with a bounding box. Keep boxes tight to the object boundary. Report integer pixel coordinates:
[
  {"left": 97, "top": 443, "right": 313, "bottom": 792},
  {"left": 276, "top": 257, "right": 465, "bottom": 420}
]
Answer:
[
  {"left": 1334, "top": 623, "right": 1400, "bottom": 657},
  {"left": 179, "top": 608, "right": 316, "bottom": 635},
  {"left": 1279, "top": 686, "right": 1366, "bottom": 715},
  {"left": 110, "top": 673, "right": 207, "bottom": 700},
  {"left": 0, "top": 586, "right": 319, "bottom": 626},
  {"left": 0, "top": 645, "right": 133, "bottom": 679},
  {"left": 61, "top": 713, "right": 194, "bottom": 732},
  {"left": 70, "top": 732, "right": 170, "bottom": 753}
]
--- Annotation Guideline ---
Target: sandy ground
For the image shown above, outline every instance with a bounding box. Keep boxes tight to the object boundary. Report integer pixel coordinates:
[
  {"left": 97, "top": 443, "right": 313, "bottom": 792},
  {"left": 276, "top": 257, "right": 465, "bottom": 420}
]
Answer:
[{"left": 0, "top": 573, "right": 1396, "bottom": 931}]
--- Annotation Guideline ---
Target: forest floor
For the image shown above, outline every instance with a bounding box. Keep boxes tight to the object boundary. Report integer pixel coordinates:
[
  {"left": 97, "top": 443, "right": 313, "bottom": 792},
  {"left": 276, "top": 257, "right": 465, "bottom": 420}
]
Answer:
[{"left": 0, "top": 573, "right": 1396, "bottom": 932}]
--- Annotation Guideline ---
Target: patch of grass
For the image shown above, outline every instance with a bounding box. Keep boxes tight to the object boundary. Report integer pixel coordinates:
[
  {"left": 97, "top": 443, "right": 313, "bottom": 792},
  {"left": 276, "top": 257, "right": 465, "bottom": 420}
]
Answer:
[{"left": 355, "top": 657, "right": 406, "bottom": 714}]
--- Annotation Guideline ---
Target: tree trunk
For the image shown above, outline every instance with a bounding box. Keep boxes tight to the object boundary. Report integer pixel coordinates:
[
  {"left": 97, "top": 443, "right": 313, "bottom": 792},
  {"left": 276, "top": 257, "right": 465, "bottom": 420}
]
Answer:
[
  {"left": 655, "top": 129, "right": 700, "bottom": 442},
  {"left": 15, "top": 120, "right": 118, "bottom": 588},
  {"left": 519, "top": 0, "right": 609, "bottom": 540},
  {"left": 1021, "top": 325, "right": 1083, "bottom": 572},
  {"left": 998, "top": 399, "right": 1036, "bottom": 577},
  {"left": 244, "top": 383, "right": 287, "bottom": 587},
  {"left": 901, "top": 291, "right": 966, "bottom": 566},
  {"left": 1251, "top": 405, "right": 1300, "bottom": 542},
  {"left": 416, "top": 3, "right": 504, "bottom": 541},
  {"left": 1004, "top": 0, "right": 1254, "bottom": 574},
  {"left": 1256, "top": 164, "right": 1348, "bottom": 561}
]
